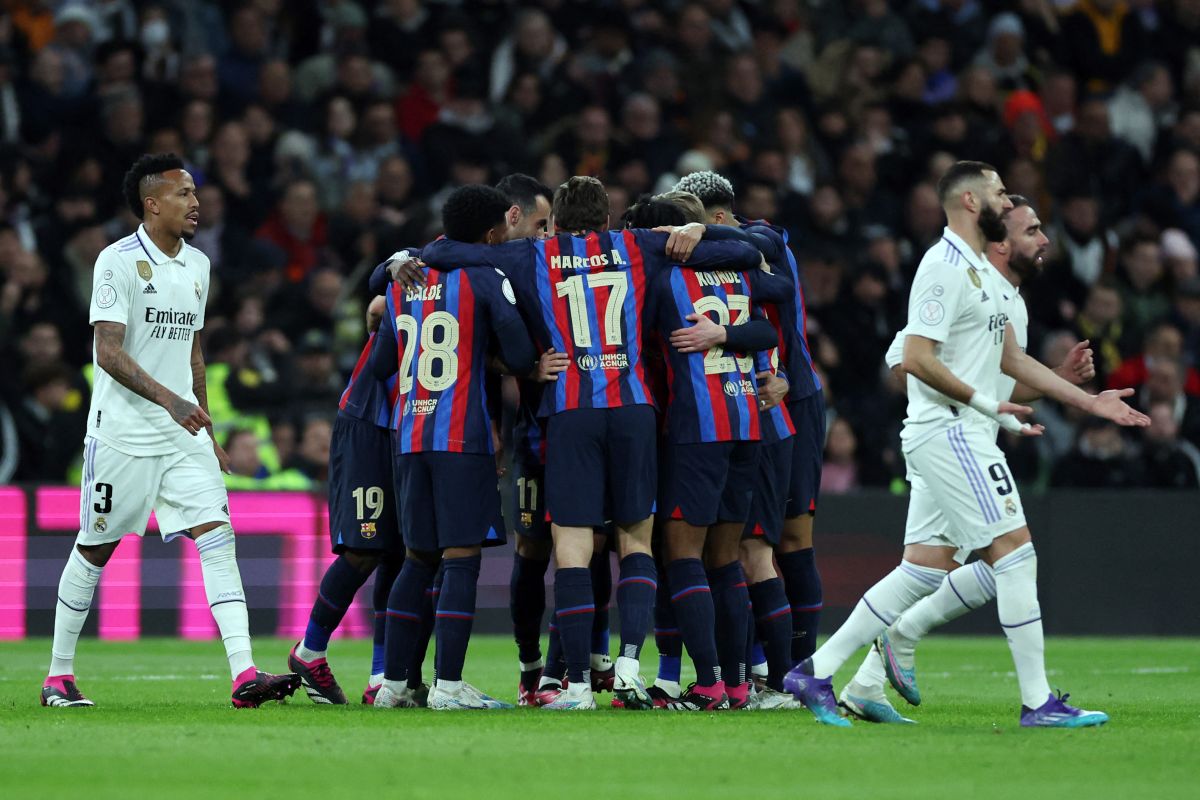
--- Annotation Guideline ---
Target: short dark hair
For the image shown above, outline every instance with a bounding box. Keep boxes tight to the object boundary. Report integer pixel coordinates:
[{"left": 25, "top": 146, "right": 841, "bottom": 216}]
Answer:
[
  {"left": 674, "top": 171, "right": 736, "bottom": 211},
  {"left": 620, "top": 196, "right": 687, "bottom": 229},
  {"left": 936, "top": 160, "right": 998, "bottom": 205},
  {"left": 1007, "top": 193, "right": 1031, "bottom": 210},
  {"left": 22, "top": 360, "right": 71, "bottom": 392},
  {"left": 122, "top": 153, "right": 186, "bottom": 219},
  {"left": 552, "top": 176, "right": 609, "bottom": 232},
  {"left": 224, "top": 427, "right": 257, "bottom": 451},
  {"left": 442, "top": 184, "right": 510, "bottom": 243},
  {"left": 495, "top": 173, "right": 552, "bottom": 216}
]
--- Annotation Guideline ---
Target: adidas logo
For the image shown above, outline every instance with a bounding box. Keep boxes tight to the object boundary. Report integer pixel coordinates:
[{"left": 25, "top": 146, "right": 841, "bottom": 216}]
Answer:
[
  {"left": 143, "top": 283, "right": 157, "bottom": 294},
  {"left": 981, "top": 290, "right": 989, "bottom": 302}
]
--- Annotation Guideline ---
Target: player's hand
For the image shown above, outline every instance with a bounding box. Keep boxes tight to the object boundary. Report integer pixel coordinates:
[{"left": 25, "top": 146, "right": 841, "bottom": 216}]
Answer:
[
  {"left": 998, "top": 401, "right": 1034, "bottom": 418},
  {"left": 756, "top": 370, "right": 788, "bottom": 410},
  {"left": 670, "top": 313, "right": 725, "bottom": 353},
  {"left": 534, "top": 348, "right": 571, "bottom": 382},
  {"left": 1090, "top": 388, "right": 1152, "bottom": 427},
  {"left": 492, "top": 424, "right": 507, "bottom": 478},
  {"left": 1054, "top": 339, "right": 1095, "bottom": 385},
  {"left": 387, "top": 252, "right": 426, "bottom": 290},
  {"left": 654, "top": 222, "right": 704, "bottom": 262},
  {"left": 167, "top": 395, "right": 211, "bottom": 435},
  {"left": 213, "top": 440, "right": 232, "bottom": 474},
  {"left": 996, "top": 401, "right": 1043, "bottom": 436}
]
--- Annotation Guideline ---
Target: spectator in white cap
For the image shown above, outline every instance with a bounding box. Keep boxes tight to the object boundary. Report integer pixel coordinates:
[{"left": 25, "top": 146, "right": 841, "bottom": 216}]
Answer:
[
  {"left": 49, "top": 3, "right": 98, "bottom": 99},
  {"left": 973, "top": 12, "right": 1033, "bottom": 91},
  {"left": 1162, "top": 228, "right": 1199, "bottom": 286},
  {"left": 1109, "top": 61, "right": 1176, "bottom": 165}
]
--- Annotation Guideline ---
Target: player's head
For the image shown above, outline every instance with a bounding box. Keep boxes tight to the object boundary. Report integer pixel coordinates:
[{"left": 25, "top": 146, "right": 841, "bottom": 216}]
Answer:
[
  {"left": 442, "top": 184, "right": 511, "bottom": 244},
  {"left": 999, "top": 194, "right": 1049, "bottom": 282},
  {"left": 652, "top": 189, "right": 706, "bottom": 224},
  {"left": 936, "top": 160, "right": 1011, "bottom": 243},
  {"left": 495, "top": 173, "right": 553, "bottom": 240},
  {"left": 122, "top": 153, "right": 199, "bottom": 239},
  {"left": 619, "top": 195, "right": 687, "bottom": 229},
  {"left": 552, "top": 176, "right": 609, "bottom": 233},
  {"left": 674, "top": 170, "right": 736, "bottom": 225}
]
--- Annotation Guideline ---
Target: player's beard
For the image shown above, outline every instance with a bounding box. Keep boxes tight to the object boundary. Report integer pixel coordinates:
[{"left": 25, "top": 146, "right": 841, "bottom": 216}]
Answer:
[
  {"left": 1008, "top": 248, "right": 1045, "bottom": 282},
  {"left": 979, "top": 205, "right": 1008, "bottom": 243}
]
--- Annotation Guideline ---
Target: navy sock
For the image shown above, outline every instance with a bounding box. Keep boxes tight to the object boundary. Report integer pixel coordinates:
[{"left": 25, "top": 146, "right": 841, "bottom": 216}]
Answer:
[
  {"left": 510, "top": 553, "right": 549, "bottom": 667},
  {"left": 304, "top": 555, "right": 373, "bottom": 653},
  {"left": 383, "top": 558, "right": 434, "bottom": 682},
  {"left": 543, "top": 620, "right": 565, "bottom": 682},
  {"left": 553, "top": 567, "right": 594, "bottom": 684},
  {"left": 409, "top": 570, "right": 439, "bottom": 689},
  {"left": 654, "top": 575, "right": 682, "bottom": 683},
  {"left": 708, "top": 561, "right": 750, "bottom": 688},
  {"left": 371, "top": 556, "right": 403, "bottom": 675},
  {"left": 616, "top": 553, "right": 656, "bottom": 661},
  {"left": 590, "top": 551, "right": 612, "bottom": 658},
  {"left": 748, "top": 577, "right": 793, "bottom": 691},
  {"left": 435, "top": 555, "right": 480, "bottom": 683},
  {"left": 667, "top": 558, "right": 720, "bottom": 688},
  {"left": 778, "top": 547, "right": 822, "bottom": 662}
]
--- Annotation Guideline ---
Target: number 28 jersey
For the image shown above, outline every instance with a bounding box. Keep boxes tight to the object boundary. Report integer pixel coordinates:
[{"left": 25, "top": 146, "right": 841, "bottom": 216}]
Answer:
[
  {"left": 369, "top": 266, "right": 528, "bottom": 455},
  {"left": 419, "top": 229, "right": 761, "bottom": 418}
]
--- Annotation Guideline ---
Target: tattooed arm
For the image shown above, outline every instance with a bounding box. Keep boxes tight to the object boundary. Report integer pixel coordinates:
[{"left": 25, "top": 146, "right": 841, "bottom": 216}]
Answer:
[{"left": 94, "top": 321, "right": 210, "bottom": 435}]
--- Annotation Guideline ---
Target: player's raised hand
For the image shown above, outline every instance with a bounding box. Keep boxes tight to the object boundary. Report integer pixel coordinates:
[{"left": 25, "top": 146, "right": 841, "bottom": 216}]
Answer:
[
  {"left": 1090, "top": 388, "right": 1152, "bottom": 427},
  {"left": 654, "top": 222, "right": 704, "bottom": 262},
  {"left": 670, "top": 313, "right": 725, "bottom": 353},
  {"left": 534, "top": 347, "right": 571, "bottom": 382},
  {"left": 168, "top": 395, "right": 211, "bottom": 435},
  {"left": 756, "top": 370, "right": 788, "bottom": 410},
  {"left": 1055, "top": 339, "right": 1095, "bottom": 385}
]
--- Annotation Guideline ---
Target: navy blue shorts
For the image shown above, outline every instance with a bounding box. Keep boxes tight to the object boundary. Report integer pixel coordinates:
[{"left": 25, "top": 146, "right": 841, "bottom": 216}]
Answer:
[
  {"left": 328, "top": 414, "right": 401, "bottom": 554},
  {"left": 660, "top": 441, "right": 759, "bottom": 527},
  {"left": 786, "top": 393, "right": 826, "bottom": 518},
  {"left": 511, "top": 455, "right": 550, "bottom": 541},
  {"left": 545, "top": 406, "right": 657, "bottom": 527},
  {"left": 744, "top": 436, "right": 793, "bottom": 544},
  {"left": 394, "top": 452, "right": 506, "bottom": 552}
]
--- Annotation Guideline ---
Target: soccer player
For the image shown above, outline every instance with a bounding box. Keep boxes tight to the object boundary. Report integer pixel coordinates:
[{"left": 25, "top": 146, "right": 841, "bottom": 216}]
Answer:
[
  {"left": 785, "top": 161, "right": 1148, "bottom": 727},
  {"left": 287, "top": 296, "right": 408, "bottom": 705},
  {"left": 673, "top": 171, "right": 820, "bottom": 708},
  {"left": 635, "top": 198, "right": 789, "bottom": 710},
  {"left": 41, "top": 154, "right": 299, "bottom": 708},
  {"left": 840, "top": 195, "right": 1095, "bottom": 723},
  {"left": 417, "top": 176, "right": 763, "bottom": 710},
  {"left": 371, "top": 185, "right": 540, "bottom": 710}
]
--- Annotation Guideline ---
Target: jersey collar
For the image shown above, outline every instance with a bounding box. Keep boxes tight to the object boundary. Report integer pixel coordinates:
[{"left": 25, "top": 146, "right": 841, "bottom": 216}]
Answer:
[
  {"left": 135, "top": 224, "right": 186, "bottom": 266},
  {"left": 940, "top": 227, "right": 988, "bottom": 274}
]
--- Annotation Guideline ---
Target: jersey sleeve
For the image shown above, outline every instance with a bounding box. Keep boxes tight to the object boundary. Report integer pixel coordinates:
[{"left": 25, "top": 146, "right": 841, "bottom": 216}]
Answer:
[
  {"left": 196, "top": 260, "right": 210, "bottom": 330},
  {"left": 367, "top": 299, "right": 400, "bottom": 381},
  {"left": 480, "top": 269, "right": 538, "bottom": 375},
  {"left": 884, "top": 328, "right": 906, "bottom": 369},
  {"left": 420, "top": 238, "right": 534, "bottom": 283},
  {"left": 905, "top": 259, "right": 967, "bottom": 343},
  {"left": 89, "top": 249, "right": 134, "bottom": 326},
  {"left": 723, "top": 317, "right": 777, "bottom": 353},
  {"left": 632, "top": 230, "right": 761, "bottom": 275},
  {"left": 367, "top": 247, "right": 424, "bottom": 296},
  {"left": 745, "top": 268, "right": 793, "bottom": 305}
]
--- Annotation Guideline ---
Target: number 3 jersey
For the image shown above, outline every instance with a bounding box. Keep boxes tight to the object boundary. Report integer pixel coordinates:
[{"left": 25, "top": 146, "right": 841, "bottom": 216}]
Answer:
[
  {"left": 368, "top": 265, "right": 535, "bottom": 455},
  {"left": 418, "top": 229, "right": 761, "bottom": 418}
]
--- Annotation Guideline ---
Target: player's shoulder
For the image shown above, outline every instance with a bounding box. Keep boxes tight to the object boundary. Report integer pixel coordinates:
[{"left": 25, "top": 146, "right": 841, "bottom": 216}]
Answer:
[
  {"left": 183, "top": 242, "right": 211, "bottom": 269},
  {"left": 99, "top": 232, "right": 144, "bottom": 265}
]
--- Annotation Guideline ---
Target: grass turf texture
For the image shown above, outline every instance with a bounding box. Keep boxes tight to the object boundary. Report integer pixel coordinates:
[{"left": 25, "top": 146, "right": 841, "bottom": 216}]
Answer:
[{"left": 1, "top": 637, "right": 1197, "bottom": 799}]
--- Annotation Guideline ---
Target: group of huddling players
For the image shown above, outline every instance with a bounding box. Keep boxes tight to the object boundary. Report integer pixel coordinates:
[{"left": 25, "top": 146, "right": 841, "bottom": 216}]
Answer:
[{"left": 287, "top": 161, "right": 1149, "bottom": 726}]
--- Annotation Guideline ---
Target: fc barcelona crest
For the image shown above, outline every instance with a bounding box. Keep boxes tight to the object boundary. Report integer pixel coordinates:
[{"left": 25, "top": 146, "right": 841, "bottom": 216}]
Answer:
[{"left": 137, "top": 260, "right": 153, "bottom": 281}]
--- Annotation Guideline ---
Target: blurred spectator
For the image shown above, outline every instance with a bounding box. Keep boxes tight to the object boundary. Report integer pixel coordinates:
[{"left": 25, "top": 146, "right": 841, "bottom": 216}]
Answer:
[
  {"left": 822, "top": 416, "right": 860, "bottom": 494},
  {"left": 287, "top": 330, "right": 343, "bottom": 419},
  {"left": 1051, "top": 418, "right": 1143, "bottom": 488},
  {"left": 1045, "top": 97, "right": 1141, "bottom": 225},
  {"left": 1108, "top": 61, "right": 1175, "bottom": 165},
  {"left": 1137, "top": 359, "right": 1200, "bottom": 447},
  {"left": 1073, "top": 279, "right": 1131, "bottom": 380},
  {"left": 285, "top": 415, "right": 332, "bottom": 482},
  {"left": 254, "top": 178, "right": 331, "bottom": 283},
  {"left": 1140, "top": 401, "right": 1200, "bottom": 489},
  {"left": 1140, "top": 148, "right": 1200, "bottom": 251},
  {"left": 1108, "top": 321, "right": 1200, "bottom": 396},
  {"left": 1116, "top": 235, "right": 1171, "bottom": 347},
  {"left": 12, "top": 360, "right": 85, "bottom": 481},
  {"left": 1059, "top": 0, "right": 1148, "bottom": 93}
]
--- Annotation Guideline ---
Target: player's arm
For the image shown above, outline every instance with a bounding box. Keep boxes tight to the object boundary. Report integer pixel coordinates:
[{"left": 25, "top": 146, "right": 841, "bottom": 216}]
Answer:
[
  {"left": 367, "top": 308, "right": 400, "bottom": 380},
  {"left": 745, "top": 267, "right": 793, "bottom": 305},
  {"left": 754, "top": 348, "right": 789, "bottom": 411},
  {"left": 484, "top": 271, "right": 540, "bottom": 376},
  {"left": 636, "top": 227, "right": 761, "bottom": 273},
  {"left": 191, "top": 335, "right": 229, "bottom": 472},
  {"left": 1008, "top": 339, "right": 1095, "bottom": 402},
  {"left": 1000, "top": 327, "right": 1149, "bottom": 426},
  {"left": 93, "top": 321, "right": 210, "bottom": 434},
  {"left": 420, "top": 238, "right": 534, "bottom": 275},
  {"left": 368, "top": 248, "right": 423, "bottom": 295},
  {"left": 885, "top": 329, "right": 907, "bottom": 395},
  {"left": 670, "top": 312, "right": 777, "bottom": 354}
]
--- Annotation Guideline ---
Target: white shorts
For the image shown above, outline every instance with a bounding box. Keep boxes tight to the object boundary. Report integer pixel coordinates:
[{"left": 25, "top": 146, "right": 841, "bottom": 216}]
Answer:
[
  {"left": 77, "top": 435, "right": 231, "bottom": 545},
  {"left": 903, "top": 422, "right": 1026, "bottom": 554}
]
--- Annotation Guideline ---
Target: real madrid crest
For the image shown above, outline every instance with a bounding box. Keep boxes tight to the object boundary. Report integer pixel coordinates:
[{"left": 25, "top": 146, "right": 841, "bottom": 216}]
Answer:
[
  {"left": 194, "top": 281, "right": 202, "bottom": 302},
  {"left": 1004, "top": 497, "right": 1017, "bottom": 517},
  {"left": 94, "top": 516, "right": 108, "bottom": 533},
  {"left": 967, "top": 267, "right": 981, "bottom": 289},
  {"left": 137, "top": 260, "right": 153, "bottom": 281}
]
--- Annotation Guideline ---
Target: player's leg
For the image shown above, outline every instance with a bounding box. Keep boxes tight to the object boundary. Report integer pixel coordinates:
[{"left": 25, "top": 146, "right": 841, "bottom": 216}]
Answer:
[
  {"left": 778, "top": 393, "right": 827, "bottom": 663},
  {"left": 509, "top": 454, "right": 552, "bottom": 703},
  {"left": 363, "top": 551, "right": 404, "bottom": 704},
  {"left": 589, "top": 532, "right": 615, "bottom": 690},
  {"left": 650, "top": 548, "right": 683, "bottom": 704}
]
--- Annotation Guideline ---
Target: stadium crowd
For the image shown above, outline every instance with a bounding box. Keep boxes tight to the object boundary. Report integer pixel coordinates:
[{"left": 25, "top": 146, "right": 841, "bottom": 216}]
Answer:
[{"left": 1, "top": 0, "right": 1199, "bottom": 490}]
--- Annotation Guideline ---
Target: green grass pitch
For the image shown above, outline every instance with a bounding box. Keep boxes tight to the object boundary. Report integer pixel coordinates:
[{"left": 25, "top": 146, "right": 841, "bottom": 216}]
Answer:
[{"left": 1, "top": 636, "right": 1197, "bottom": 799}]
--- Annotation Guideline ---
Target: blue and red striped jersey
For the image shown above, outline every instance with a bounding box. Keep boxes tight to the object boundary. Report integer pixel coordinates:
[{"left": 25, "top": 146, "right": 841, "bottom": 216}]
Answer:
[
  {"left": 649, "top": 268, "right": 766, "bottom": 444},
  {"left": 512, "top": 376, "right": 547, "bottom": 465},
  {"left": 338, "top": 332, "right": 398, "bottom": 428},
  {"left": 741, "top": 219, "right": 822, "bottom": 400},
  {"left": 368, "top": 266, "right": 533, "bottom": 455},
  {"left": 753, "top": 347, "right": 796, "bottom": 443},
  {"left": 419, "top": 228, "right": 761, "bottom": 417}
]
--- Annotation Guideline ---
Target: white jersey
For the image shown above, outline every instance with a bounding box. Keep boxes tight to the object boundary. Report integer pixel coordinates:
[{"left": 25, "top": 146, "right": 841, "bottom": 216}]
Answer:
[
  {"left": 898, "top": 228, "right": 1016, "bottom": 452},
  {"left": 87, "top": 225, "right": 211, "bottom": 456},
  {"left": 886, "top": 278, "right": 1029, "bottom": 442}
]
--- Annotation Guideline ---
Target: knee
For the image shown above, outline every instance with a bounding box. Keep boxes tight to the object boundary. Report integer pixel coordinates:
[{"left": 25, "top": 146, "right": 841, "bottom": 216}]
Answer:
[
  {"left": 343, "top": 549, "right": 382, "bottom": 574},
  {"left": 516, "top": 535, "right": 552, "bottom": 560},
  {"left": 406, "top": 548, "right": 441, "bottom": 570},
  {"left": 76, "top": 540, "right": 117, "bottom": 568},
  {"left": 443, "top": 546, "right": 481, "bottom": 561}
]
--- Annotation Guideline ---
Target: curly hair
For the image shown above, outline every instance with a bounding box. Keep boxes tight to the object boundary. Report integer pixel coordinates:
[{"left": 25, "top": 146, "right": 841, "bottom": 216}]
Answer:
[
  {"left": 121, "top": 153, "right": 186, "bottom": 219},
  {"left": 674, "top": 170, "right": 735, "bottom": 211},
  {"left": 442, "top": 184, "right": 511, "bottom": 243}
]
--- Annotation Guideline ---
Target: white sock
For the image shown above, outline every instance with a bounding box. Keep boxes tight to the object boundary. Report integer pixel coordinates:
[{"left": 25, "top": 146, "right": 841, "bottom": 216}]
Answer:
[
  {"left": 566, "top": 681, "right": 591, "bottom": 698},
  {"left": 993, "top": 543, "right": 1051, "bottom": 708},
  {"left": 296, "top": 642, "right": 325, "bottom": 661},
  {"left": 538, "top": 673, "right": 562, "bottom": 689},
  {"left": 750, "top": 661, "right": 768, "bottom": 679},
  {"left": 49, "top": 546, "right": 103, "bottom": 677},
  {"left": 369, "top": 672, "right": 384, "bottom": 686},
  {"left": 520, "top": 659, "right": 544, "bottom": 673},
  {"left": 614, "top": 655, "right": 640, "bottom": 682},
  {"left": 811, "top": 560, "right": 945, "bottom": 679},
  {"left": 435, "top": 678, "right": 463, "bottom": 693},
  {"left": 653, "top": 678, "right": 681, "bottom": 696},
  {"left": 895, "top": 561, "right": 996, "bottom": 642},
  {"left": 846, "top": 646, "right": 888, "bottom": 697},
  {"left": 195, "top": 525, "right": 255, "bottom": 679},
  {"left": 382, "top": 678, "right": 406, "bottom": 694}
]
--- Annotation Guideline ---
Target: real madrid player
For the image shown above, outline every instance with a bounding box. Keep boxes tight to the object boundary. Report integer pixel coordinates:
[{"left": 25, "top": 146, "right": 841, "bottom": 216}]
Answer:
[
  {"left": 785, "top": 162, "right": 1149, "bottom": 727},
  {"left": 41, "top": 154, "right": 300, "bottom": 708}
]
